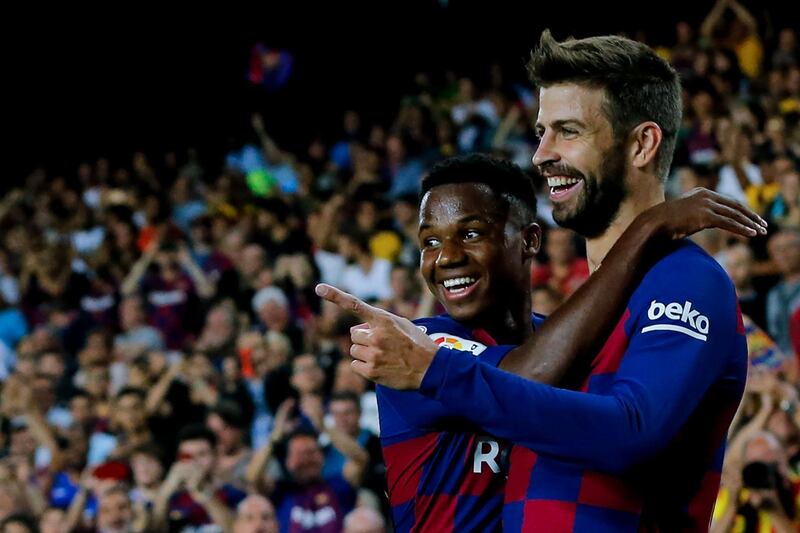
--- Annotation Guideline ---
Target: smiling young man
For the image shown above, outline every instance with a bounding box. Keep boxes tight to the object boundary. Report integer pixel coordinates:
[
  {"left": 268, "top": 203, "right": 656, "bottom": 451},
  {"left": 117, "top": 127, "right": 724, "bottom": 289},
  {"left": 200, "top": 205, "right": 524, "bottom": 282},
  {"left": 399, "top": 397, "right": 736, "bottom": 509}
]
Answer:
[
  {"left": 317, "top": 32, "right": 766, "bottom": 532},
  {"left": 375, "top": 156, "right": 544, "bottom": 533}
]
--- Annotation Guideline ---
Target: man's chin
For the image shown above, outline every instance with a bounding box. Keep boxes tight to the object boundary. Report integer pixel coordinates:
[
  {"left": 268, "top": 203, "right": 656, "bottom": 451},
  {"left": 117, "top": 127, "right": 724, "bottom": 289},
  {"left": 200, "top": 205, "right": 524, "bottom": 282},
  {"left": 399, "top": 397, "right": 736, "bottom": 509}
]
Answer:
[
  {"left": 553, "top": 202, "right": 604, "bottom": 238},
  {"left": 552, "top": 203, "right": 584, "bottom": 230}
]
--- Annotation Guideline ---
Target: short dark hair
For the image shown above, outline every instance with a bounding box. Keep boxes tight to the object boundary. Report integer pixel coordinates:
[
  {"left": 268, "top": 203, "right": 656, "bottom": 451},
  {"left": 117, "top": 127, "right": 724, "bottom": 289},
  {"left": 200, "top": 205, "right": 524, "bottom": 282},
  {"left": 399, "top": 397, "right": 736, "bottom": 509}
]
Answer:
[
  {"left": 287, "top": 428, "right": 320, "bottom": 446},
  {"left": 70, "top": 389, "right": 91, "bottom": 402},
  {"left": 528, "top": 30, "right": 681, "bottom": 179},
  {"left": 115, "top": 386, "right": 146, "bottom": 403},
  {"left": 0, "top": 513, "right": 38, "bottom": 533},
  {"left": 210, "top": 400, "right": 247, "bottom": 430},
  {"left": 177, "top": 423, "right": 217, "bottom": 449},
  {"left": 421, "top": 154, "right": 538, "bottom": 225},
  {"left": 130, "top": 442, "right": 165, "bottom": 464},
  {"left": 330, "top": 391, "right": 362, "bottom": 412},
  {"left": 341, "top": 230, "right": 371, "bottom": 254}
]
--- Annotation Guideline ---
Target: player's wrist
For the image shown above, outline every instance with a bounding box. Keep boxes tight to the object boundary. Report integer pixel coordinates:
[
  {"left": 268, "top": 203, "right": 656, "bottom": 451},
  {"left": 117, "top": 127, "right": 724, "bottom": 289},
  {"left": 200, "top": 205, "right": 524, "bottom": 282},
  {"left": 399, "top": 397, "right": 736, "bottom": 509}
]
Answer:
[
  {"left": 411, "top": 343, "right": 438, "bottom": 388},
  {"left": 634, "top": 208, "right": 669, "bottom": 239},
  {"left": 418, "top": 347, "right": 454, "bottom": 398},
  {"left": 414, "top": 345, "right": 439, "bottom": 388}
]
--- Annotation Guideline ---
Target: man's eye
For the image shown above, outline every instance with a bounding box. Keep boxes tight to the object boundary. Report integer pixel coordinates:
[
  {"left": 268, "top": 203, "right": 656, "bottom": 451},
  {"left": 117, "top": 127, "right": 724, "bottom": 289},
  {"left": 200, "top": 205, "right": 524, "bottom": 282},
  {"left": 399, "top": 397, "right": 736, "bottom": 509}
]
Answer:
[
  {"left": 465, "top": 230, "right": 480, "bottom": 239},
  {"left": 424, "top": 238, "right": 441, "bottom": 247},
  {"left": 562, "top": 128, "right": 578, "bottom": 138}
]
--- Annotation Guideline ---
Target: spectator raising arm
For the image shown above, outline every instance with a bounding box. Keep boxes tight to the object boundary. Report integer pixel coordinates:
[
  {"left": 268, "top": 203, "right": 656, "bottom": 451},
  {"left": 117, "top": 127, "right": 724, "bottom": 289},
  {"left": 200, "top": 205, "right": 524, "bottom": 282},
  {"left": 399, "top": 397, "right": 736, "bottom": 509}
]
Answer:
[{"left": 301, "top": 395, "right": 368, "bottom": 488}]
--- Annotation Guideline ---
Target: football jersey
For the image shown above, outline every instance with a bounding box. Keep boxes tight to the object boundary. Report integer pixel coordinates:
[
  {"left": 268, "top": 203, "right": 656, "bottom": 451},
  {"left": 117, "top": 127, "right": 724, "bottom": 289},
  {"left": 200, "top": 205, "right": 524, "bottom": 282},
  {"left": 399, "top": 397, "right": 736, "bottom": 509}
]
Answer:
[{"left": 418, "top": 240, "right": 748, "bottom": 531}]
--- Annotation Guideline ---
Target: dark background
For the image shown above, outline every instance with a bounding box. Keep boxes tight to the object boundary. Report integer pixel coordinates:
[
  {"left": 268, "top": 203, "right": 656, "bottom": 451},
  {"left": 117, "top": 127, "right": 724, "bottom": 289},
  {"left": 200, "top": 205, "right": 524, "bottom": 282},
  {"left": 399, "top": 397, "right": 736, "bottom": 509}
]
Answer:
[{"left": 5, "top": 0, "right": 792, "bottom": 182}]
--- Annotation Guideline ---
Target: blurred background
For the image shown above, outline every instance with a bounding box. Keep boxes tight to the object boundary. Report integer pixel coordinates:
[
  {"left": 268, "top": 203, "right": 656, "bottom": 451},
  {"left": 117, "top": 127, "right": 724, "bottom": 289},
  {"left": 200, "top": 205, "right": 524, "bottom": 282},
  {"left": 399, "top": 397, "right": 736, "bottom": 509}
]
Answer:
[{"left": 0, "top": 1, "right": 799, "bottom": 532}]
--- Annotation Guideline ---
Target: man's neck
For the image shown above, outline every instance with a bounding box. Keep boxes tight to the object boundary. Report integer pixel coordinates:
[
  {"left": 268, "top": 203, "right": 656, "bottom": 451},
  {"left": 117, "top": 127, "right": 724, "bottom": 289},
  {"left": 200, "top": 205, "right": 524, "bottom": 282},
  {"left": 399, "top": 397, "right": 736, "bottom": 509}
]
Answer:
[
  {"left": 467, "top": 297, "right": 533, "bottom": 346},
  {"left": 783, "top": 272, "right": 800, "bottom": 285},
  {"left": 585, "top": 185, "right": 665, "bottom": 271},
  {"left": 357, "top": 255, "right": 374, "bottom": 272}
]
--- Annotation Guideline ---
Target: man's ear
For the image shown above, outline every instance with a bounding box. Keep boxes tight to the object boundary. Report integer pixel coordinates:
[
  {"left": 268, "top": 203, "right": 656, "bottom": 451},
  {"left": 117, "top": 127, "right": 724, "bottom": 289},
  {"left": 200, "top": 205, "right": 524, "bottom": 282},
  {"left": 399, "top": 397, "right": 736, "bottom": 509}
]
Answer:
[
  {"left": 629, "top": 121, "right": 663, "bottom": 172},
  {"left": 522, "top": 223, "right": 542, "bottom": 260}
]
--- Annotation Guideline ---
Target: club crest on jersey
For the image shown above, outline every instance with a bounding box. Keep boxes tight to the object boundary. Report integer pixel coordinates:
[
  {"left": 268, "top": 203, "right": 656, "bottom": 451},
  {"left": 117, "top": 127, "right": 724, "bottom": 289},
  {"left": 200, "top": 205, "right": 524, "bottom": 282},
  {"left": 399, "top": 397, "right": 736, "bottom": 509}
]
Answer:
[
  {"left": 642, "top": 299, "right": 710, "bottom": 341},
  {"left": 428, "top": 333, "right": 487, "bottom": 355}
]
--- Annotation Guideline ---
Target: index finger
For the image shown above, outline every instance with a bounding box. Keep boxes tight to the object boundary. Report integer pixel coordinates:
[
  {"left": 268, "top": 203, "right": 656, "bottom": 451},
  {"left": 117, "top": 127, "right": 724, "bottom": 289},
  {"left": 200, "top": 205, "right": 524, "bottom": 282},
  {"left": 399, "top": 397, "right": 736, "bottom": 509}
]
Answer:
[{"left": 315, "top": 283, "right": 386, "bottom": 324}]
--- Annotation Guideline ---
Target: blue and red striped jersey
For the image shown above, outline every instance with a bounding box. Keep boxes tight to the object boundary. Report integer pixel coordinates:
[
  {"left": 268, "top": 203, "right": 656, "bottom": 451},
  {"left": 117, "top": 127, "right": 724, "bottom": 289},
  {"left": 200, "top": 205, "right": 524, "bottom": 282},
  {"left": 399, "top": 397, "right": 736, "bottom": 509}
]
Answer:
[
  {"left": 272, "top": 475, "right": 355, "bottom": 533},
  {"left": 419, "top": 240, "right": 748, "bottom": 531},
  {"left": 378, "top": 315, "right": 544, "bottom": 533},
  {"left": 141, "top": 273, "right": 196, "bottom": 350},
  {"left": 168, "top": 485, "right": 246, "bottom": 532}
]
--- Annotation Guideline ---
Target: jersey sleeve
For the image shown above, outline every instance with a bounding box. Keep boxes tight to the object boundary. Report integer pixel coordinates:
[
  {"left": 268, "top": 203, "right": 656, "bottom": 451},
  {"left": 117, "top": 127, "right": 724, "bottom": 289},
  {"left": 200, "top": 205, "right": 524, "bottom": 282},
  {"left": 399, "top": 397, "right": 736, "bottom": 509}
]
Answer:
[
  {"left": 418, "top": 250, "right": 745, "bottom": 473},
  {"left": 376, "top": 317, "right": 462, "bottom": 443}
]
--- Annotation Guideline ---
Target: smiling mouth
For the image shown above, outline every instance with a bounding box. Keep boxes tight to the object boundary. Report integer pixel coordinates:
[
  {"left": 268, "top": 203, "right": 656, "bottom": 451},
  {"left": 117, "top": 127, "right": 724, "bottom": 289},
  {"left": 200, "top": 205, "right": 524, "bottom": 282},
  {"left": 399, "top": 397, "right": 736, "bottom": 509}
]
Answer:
[
  {"left": 547, "top": 176, "right": 584, "bottom": 202},
  {"left": 439, "top": 276, "right": 480, "bottom": 300}
]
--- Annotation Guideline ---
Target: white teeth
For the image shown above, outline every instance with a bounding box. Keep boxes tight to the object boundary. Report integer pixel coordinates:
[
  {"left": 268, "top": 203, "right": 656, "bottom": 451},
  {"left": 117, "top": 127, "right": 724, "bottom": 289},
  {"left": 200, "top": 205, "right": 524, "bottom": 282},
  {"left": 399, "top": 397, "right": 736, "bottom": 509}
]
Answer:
[
  {"left": 547, "top": 177, "right": 581, "bottom": 187},
  {"left": 442, "top": 277, "right": 476, "bottom": 289}
]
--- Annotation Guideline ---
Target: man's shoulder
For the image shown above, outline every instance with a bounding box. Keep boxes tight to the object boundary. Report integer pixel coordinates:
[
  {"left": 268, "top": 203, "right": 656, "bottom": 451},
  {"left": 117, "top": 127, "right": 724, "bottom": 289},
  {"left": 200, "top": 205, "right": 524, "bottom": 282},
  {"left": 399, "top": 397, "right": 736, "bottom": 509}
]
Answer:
[
  {"left": 637, "top": 240, "right": 735, "bottom": 299},
  {"left": 412, "top": 314, "right": 466, "bottom": 336},
  {"left": 274, "top": 478, "right": 351, "bottom": 498},
  {"left": 374, "top": 257, "right": 394, "bottom": 270},
  {"left": 629, "top": 240, "right": 742, "bottom": 343},
  {"left": 324, "top": 473, "right": 356, "bottom": 496},
  {"left": 649, "top": 240, "right": 726, "bottom": 276},
  {"left": 216, "top": 484, "right": 247, "bottom": 507},
  {"left": 412, "top": 315, "right": 492, "bottom": 355}
]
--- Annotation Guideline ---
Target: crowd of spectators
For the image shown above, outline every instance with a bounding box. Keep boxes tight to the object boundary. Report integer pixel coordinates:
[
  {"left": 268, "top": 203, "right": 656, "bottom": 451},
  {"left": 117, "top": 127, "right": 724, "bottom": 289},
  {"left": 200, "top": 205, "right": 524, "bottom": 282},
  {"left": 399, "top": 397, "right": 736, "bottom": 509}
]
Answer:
[{"left": 0, "top": 1, "right": 798, "bottom": 531}]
